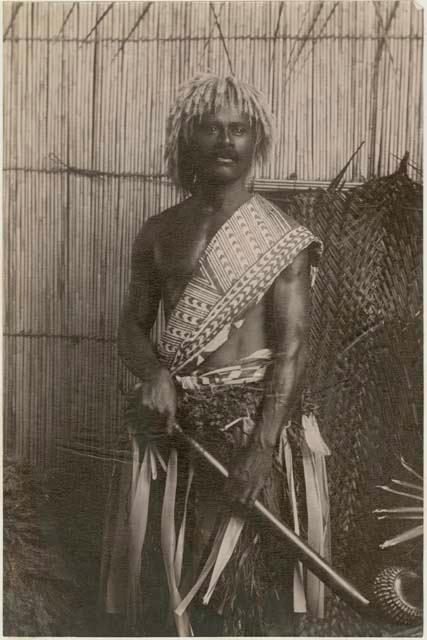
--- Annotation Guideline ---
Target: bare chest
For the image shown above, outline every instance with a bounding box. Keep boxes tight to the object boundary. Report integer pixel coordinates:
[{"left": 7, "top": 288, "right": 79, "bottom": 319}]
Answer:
[{"left": 154, "top": 213, "right": 228, "bottom": 314}]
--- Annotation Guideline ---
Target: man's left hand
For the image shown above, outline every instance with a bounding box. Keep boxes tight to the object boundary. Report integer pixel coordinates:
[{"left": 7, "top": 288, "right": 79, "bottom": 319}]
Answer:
[{"left": 225, "top": 440, "right": 275, "bottom": 507}]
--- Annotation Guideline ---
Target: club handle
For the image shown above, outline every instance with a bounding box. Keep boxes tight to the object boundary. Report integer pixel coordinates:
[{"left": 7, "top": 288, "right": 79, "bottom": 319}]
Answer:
[{"left": 173, "top": 423, "right": 371, "bottom": 614}]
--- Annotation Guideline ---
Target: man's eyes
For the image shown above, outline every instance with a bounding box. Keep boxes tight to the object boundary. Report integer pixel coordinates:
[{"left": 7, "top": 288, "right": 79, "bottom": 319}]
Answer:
[
  {"left": 201, "top": 124, "right": 248, "bottom": 136},
  {"left": 231, "top": 125, "right": 248, "bottom": 135}
]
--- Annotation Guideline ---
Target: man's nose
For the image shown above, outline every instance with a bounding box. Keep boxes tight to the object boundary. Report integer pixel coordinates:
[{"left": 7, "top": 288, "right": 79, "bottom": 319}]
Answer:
[{"left": 219, "top": 126, "right": 233, "bottom": 145}]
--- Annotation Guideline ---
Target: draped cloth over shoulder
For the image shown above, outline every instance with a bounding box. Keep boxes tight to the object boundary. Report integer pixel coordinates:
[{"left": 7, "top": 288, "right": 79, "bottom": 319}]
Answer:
[
  {"left": 99, "top": 194, "right": 330, "bottom": 635},
  {"left": 158, "top": 194, "right": 323, "bottom": 375}
]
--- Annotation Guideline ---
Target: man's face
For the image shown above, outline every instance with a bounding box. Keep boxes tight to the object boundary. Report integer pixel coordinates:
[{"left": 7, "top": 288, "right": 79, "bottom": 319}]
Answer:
[{"left": 189, "top": 106, "right": 256, "bottom": 185}]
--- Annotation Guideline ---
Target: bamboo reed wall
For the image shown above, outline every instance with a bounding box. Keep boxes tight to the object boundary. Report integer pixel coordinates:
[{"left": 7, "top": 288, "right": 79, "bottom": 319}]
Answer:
[{"left": 4, "top": 1, "right": 423, "bottom": 466}]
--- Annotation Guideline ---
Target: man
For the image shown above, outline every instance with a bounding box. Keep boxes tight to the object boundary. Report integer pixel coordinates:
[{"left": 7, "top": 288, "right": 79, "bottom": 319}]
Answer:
[{"left": 100, "top": 74, "right": 330, "bottom": 636}]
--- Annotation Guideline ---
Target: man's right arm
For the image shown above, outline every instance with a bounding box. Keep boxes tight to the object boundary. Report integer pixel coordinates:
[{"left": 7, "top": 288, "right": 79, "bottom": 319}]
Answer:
[
  {"left": 118, "top": 217, "right": 161, "bottom": 378},
  {"left": 118, "top": 218, "right": 177, "bottom": 432}
]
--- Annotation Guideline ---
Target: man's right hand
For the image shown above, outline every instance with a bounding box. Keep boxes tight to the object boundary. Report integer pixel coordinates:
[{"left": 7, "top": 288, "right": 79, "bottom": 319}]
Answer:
[{"left": 137, "top": 367, "right": 177, "bottom": 435}]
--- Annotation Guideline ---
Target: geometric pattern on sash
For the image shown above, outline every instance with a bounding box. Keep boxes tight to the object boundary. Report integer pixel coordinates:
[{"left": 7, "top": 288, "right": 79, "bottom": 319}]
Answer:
[{"left": 158, "top": 194, "right": 323, "bottom": 374}]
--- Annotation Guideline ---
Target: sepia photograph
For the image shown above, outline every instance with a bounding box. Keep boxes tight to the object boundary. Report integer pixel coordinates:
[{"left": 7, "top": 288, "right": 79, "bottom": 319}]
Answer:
[{"left": 3, "top": 0, "right": 423, "bottom": 637}]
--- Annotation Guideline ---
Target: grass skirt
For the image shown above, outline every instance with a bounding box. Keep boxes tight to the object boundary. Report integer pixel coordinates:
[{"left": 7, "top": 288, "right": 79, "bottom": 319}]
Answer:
[
  {"left": 120, "top": 381, "right": 305, "bottom": 635},
  {"left": 178, "top": 382, "right": 301, "bottom": 635}
]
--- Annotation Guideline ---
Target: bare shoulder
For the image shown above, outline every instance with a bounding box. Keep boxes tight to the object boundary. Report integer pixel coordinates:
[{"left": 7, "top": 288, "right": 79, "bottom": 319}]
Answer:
[{"left": 132, "top": 199, "right": 190, "bottom": 257}]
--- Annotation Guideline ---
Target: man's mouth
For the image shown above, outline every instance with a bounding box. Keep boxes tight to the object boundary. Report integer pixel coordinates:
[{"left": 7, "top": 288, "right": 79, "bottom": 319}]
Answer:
[
  {"left": 210, "top": 150, "right": 238, "bottom": 163},
  {"left": 215, "top": 157, "right": 236, "bottom": 164}
]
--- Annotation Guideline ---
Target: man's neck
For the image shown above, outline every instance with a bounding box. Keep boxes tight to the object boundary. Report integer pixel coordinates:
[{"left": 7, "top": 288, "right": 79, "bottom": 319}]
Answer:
[{"left": 192, "top": 177, "right": 252, "bottom": 214}]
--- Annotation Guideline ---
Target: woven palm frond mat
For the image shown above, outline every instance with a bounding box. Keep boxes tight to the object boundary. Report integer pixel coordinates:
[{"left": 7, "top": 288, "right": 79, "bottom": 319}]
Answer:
[{"left": 268, "top": 168, "right": 422, "bottom": 637}]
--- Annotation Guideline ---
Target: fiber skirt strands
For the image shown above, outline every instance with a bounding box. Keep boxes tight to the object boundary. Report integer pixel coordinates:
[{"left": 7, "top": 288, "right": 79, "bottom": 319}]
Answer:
[
  {"left": 176, "top": 382, "right": 296, "bottom": 636},
  {"left": 110, "top": 381, "right": 326, "bottom": 636}
]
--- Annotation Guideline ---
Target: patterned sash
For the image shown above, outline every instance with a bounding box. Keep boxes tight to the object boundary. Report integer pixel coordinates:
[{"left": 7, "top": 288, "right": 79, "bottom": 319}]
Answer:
[{"left": 158, "top": 194, "right": 322, "bottom": 374}]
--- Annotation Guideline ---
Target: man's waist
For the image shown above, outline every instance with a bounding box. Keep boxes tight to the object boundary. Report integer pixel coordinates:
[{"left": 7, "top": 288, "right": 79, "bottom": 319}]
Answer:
[{"left": 175, "top": 348, "right": 273, "bottom": 390}]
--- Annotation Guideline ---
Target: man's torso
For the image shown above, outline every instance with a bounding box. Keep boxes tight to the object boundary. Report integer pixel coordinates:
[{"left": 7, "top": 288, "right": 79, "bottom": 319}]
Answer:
[{"left": 151, "top": 193, "right": 274, "bottom": 371}]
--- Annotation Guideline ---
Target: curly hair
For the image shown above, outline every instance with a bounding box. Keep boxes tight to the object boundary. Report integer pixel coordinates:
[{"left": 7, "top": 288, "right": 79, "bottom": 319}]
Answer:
[{"left": 165, "top": 74, "right": 274, "bottom": 192}]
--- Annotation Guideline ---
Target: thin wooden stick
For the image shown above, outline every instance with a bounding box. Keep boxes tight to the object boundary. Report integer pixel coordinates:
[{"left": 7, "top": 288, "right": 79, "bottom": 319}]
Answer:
[
  {"left": 3, "top": 2, "right": 23, "bottom": 39},
  {"left": 112, "top": 2, "right": 152, "bottom": 61},
  {"left": 57, "top": 2, "right": 77, "bottom": 36},
  {"left": 81, "top": 2, "right": 114, "bottom": 43},
  {"left": 209, "top": 2, "right": 233, "bottom": 74}
]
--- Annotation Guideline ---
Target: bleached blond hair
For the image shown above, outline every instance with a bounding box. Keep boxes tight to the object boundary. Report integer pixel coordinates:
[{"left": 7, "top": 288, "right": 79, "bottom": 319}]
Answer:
[{"left": 165, "top": 74, "right": 274, "bottom": 192}]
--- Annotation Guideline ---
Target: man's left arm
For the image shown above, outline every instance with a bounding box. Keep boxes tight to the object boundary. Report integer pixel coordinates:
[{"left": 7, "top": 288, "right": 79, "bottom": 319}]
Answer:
[{"left": 227, "top": 248, "right": 311, "bottom": 506}]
